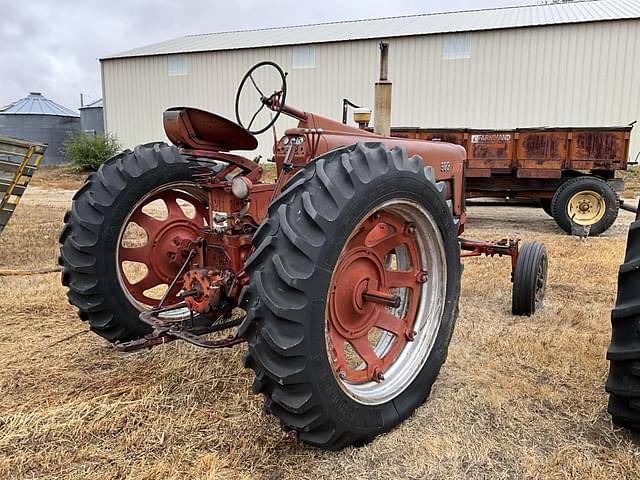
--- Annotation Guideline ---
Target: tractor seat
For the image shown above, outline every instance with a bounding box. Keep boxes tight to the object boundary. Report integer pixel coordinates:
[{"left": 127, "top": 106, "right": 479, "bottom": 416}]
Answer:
[{"left": 163, "top": 107, "right": 258, "bottom": 152}]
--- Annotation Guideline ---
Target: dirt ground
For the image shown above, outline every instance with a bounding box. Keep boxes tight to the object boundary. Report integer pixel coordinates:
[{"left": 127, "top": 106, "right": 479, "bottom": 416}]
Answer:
[{"left": 1, "top": 168, "right": 640, "bottom": 479}]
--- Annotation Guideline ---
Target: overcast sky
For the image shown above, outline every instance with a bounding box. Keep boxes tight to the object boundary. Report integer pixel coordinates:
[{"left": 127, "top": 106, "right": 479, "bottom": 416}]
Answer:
[{"left": 1, "top": 0, "right": 538, "bottom": 110}]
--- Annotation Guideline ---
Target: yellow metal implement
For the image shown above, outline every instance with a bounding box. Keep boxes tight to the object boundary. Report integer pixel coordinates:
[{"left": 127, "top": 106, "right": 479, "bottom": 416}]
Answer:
[{"left": 0, "top": 135, "right": 47, "bottom": 235}]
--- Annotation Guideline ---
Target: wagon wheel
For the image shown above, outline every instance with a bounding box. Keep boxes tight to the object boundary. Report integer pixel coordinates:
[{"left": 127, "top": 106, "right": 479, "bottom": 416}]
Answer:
[
  {"left": 550, "top": 176, "right": 619, "bottom": 236},
  {"left": 539, "top": 198, "right": 553, "bottom": 217},
  {"left": 240, "top": 143, "right": 462, "bottom": 450},
  {"left": 60, "top": 143, "right": 218, "bottom": 343}
]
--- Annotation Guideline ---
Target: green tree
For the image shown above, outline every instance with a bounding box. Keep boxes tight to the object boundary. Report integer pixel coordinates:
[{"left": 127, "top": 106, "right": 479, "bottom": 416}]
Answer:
[{"left": 61, "top": 131, "right": 121, "bottom": 171}]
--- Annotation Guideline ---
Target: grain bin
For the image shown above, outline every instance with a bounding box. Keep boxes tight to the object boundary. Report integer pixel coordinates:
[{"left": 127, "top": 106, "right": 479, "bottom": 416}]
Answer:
[
  {"left": 79, "top": 98, "right": 104, "bottom": 135},
  {"left": 0, "top": 92, "right": 80, "bottom": 164}
]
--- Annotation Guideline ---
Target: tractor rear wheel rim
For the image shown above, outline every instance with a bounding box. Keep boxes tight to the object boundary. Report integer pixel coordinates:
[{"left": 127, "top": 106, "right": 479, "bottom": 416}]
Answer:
[
  {"left": 326, "top": 200, "right": 446, "bottom": 405},
  {"left": 116, "top": 182, "right": 207, "bottom": 317},
  {"left": 568, "top": 190, "right": 606, "bottom": 225}
]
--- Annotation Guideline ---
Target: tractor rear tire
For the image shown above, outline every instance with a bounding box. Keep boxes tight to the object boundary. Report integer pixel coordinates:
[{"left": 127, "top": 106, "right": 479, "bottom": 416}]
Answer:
[
  {"left": 550, "top": 176, "right": 618, "bottom": 236},
  {"left": 59, "top": 142, "right": 213, "bottom": 343},
  {"left": 239, "top": 143, "right": 462, "bottom": 450},
  {"left": 511, "top": 241, "right": 547, "bottom": 316},
  {"left": 606, "top": 209, "right": 640, "bottom": 431}
]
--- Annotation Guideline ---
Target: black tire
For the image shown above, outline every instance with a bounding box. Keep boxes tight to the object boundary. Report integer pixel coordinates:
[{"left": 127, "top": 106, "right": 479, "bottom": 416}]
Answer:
[
  {"left": 606, "top": 208, "right": 640, "bottom": 430},
  {"left": 59, "top": 142, "right": 213, "bottom": 343},
  {"left": 512, "top": 241, "right": 547, "bottom": 316},
  {"left": 238, "top": 143, "right": 462, "bottom": 450},
  {"left": 550, "top": 176, "right": 619, "bottom": 236},
  {"left": 540, "top": 198, "right": 553, "bottom": 217}
]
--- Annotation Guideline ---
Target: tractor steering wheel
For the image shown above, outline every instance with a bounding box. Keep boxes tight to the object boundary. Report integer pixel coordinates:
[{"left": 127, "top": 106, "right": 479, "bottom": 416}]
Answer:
[{"left": 235, "top": 61, "right": 287, "bottom": 135}]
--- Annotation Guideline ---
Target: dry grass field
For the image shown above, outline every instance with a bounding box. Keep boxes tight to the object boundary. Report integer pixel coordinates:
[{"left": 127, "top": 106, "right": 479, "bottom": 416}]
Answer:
[{"left": 1, "top": 166, "right": 640, "bottom": 479}]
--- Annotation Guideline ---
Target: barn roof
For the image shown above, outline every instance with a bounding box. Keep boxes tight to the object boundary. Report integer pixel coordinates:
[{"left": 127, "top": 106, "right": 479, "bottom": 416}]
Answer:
[
  {"left": 0, "top": 92, "right": 79, "bottom": 117},
  {"left": 103, "top": 0, "right": 640, "bottom": 60}
]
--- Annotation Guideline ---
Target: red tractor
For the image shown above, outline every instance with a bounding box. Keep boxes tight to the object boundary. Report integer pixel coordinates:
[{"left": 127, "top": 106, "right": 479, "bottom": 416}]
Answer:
[{"left": 59, "top": 62, "right": 547, "bottom": 450}]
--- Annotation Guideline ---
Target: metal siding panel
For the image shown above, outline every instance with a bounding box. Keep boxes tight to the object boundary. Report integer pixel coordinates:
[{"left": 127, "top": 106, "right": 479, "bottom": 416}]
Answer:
[
  {"left": 103, "top": 19, "right": 640, "bottom": 163},
  {"left": 104, "top": 0, "right": 640, "bottom": 59}
]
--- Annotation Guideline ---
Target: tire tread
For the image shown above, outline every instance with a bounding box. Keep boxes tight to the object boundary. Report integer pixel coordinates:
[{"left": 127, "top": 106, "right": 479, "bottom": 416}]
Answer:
[{"left": 607, "top": 210, "right": 640, "bottom": 429}]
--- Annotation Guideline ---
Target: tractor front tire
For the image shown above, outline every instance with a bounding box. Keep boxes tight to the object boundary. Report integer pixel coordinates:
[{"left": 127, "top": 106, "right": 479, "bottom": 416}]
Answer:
[
  {"left": 239, "top": 143, "right": 462, "bottom": 450},
  {"left": 606, "top": 209, "right": 640, "bottom": 430},
  {"left": 59, "top": 142, "right": 211, "bottom": 343},
  {"left": 512, "top": 241, "right": 547, "bottom": 316},
  {"left": 550, "top": 176, "right": 618, "bottom": 236}
]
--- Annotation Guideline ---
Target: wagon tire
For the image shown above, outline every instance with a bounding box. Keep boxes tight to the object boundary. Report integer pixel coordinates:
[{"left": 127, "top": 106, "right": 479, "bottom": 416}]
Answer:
[
  {"left": 550, "top": 176, "right": 618, "bottom": 236},
  {"left": 511, "top": 241, "right": 547, "bottom": 316},
  {"left": 239, "top": 143, "right": 462, "bottom": 450},
  {"left": 59, "top": 142, "right": 216, "bottom": 343},
  {"left": 606, "top": 209, "right": 640, "bottom": 431},
  {"left": 540, "top": 199, "right": 553, "bottom": 217}
]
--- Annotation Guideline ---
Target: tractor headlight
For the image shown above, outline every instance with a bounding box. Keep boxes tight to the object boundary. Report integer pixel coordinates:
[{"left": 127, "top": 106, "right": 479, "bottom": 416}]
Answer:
[{"left": 231, "top": 176, "right": 252, "bottom": 200}]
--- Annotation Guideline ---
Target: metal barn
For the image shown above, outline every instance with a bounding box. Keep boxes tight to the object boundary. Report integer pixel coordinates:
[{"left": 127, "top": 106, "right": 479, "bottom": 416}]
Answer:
[
  {"left": 0, "top": 92, "right": 80, "bottom": 164},
  {"left": 100, "top": 0, "right": 640, "bottom": 161}
]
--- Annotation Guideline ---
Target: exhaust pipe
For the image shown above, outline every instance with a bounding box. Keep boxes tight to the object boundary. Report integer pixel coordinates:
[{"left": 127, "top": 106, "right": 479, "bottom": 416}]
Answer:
[{"left": 374, "top": 42, "right": 392, "bottom": 137}]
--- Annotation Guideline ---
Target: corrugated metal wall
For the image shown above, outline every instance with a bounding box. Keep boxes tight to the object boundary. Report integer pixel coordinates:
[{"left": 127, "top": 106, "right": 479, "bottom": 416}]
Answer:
[{"left": 102, "top": 19, "right": 640, "bottom": 162}]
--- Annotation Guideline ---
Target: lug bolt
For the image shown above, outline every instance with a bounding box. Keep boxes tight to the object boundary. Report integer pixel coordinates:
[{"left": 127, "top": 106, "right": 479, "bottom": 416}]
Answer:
[
  {"left": 338, "top": 370, "right": 347, "bottom": 380},
  {"left": 405, "top": 329, "right": 416, "bottom": 341},
  {"left": 407, "top": 224, "right": 416, "bottom": 234},
  {"left": 372, "top": 367, "right": 385, "bottom": 383},
  {"left": 417, "top": 271, "right": 428, "bottom": 283}
]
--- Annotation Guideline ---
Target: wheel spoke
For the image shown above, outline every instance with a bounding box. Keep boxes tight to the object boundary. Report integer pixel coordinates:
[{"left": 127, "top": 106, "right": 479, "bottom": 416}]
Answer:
[
  {"left": 374, "top": 310, "right": 407, "bottom": 337},
  {"left": 176, "top": 191, "right": 207, "bottom": 225},
  {"left": 367, "top": 231, "right": 410, "bottom": 260},
  {"left": 159, "top": 191, "right": 188, "bottom": 221},
  {"left": 349, "top": 217, "right": 390, "bottom": 247},
  {"left": 384, "top": 269, "right": 419, "bottom": 288},
  {"left": 328, "top": 329, "right": 348, "bottom": 371},
  {"left": 130, "top": 211, "right": 163, "bottom": 238},
  {"left": 120, "top": 267, "right": 166, "bottom": 305},
  {"left": 247, "top": 103, "right": 266, "bottom": 130},
  {"left": 119, "top": 246, "right": 150, "bottom": 264},
  {"left": 248, "top": 73, "right": 265, "bottom": 97},
  {"left": 349, "top": 335, "right": 379, "bottom": 367}
]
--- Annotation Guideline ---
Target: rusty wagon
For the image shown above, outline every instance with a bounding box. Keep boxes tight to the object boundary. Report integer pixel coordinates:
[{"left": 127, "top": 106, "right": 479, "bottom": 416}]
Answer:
[{"left": 388, "top": 126, "right": 634, "bottom": 236}]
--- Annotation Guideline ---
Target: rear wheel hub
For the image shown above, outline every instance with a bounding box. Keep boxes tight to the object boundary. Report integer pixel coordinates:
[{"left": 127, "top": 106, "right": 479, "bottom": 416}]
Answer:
[
  {"left": 330, "top": 248, "right": 389, "bottom": 339},
  {"left": 327, "top": 210, "right": 422, "bottom": 384},
  {"left": 117, "top": 188, "right": 207, "bottom": 308}
]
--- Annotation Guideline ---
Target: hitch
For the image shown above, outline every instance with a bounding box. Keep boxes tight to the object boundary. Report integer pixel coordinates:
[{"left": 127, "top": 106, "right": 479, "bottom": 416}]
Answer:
[
  {"left": 460, "top": 237, "right": 521, "bottom": 272},
  {"left": 114, "top": 302, "right": 245, "bottom": 352}
]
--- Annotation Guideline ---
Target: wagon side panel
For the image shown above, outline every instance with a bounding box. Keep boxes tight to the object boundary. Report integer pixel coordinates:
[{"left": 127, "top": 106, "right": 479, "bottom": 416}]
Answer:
[
  {"left": 568, "top": 128, "right": 632, "bottom": 172},
  {"left": 515, "top": 130, "right": 568, "bottom": 179}
]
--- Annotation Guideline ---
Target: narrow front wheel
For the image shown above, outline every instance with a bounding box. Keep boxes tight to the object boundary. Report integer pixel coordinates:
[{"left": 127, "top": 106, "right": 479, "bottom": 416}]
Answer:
[{"left": 512, "top": 241, "right": 548, "bottom": 316}]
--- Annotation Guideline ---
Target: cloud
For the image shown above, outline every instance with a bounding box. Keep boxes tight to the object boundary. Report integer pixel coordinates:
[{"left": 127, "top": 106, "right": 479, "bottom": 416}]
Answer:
[{"left": 0, "top": 0, "right": 529, "bottom": 110}]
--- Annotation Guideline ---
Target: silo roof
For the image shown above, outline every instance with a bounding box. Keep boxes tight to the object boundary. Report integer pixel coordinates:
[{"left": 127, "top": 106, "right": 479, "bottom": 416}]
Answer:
[
  {"left": 0, "top": 92, "right": 79, "bottom": 117},
  {"left": 79, "top": 98, "right": 103, "bottom": 109}
]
